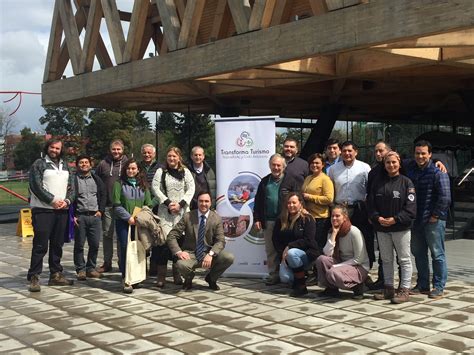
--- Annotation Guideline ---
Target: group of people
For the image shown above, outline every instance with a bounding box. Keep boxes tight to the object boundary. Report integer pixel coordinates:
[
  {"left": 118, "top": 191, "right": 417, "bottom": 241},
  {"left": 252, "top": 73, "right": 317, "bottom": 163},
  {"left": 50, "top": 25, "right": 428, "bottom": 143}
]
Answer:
[
  {"left": 27, "top": 139, "right": 231, "bottom": 294},
  {"left": 26, "top": 135, "right": 451, "bottom": 303},
  {"left": 254, "top": 138, "right": 451, "bottom": 303}
]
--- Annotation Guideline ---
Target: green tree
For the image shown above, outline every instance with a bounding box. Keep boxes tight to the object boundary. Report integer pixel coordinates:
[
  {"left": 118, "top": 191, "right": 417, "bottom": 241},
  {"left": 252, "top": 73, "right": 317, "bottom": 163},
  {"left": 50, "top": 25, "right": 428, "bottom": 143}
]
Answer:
[
  {"left": 85, "top": 109, "right": 150, "bottom": 159},
  {"left": 13, "top": 127, "right": 43, "bottom": 170},
  {"left": 40, "top": 106, "right": 88, "bottom": 136}
]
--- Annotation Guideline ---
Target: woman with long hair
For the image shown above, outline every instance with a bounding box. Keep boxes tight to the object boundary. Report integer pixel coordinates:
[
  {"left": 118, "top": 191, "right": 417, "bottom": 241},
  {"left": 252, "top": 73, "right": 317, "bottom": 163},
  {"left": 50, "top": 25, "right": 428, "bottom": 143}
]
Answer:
[
  {"left": 315, "top": 205, "right": 370, "bottom": 299},
  {"left": 272, "top": 192, "right": 318, "bottom": 297},
  {"left": 112, "top": 158, "right": 152, "bottom": 293},
  {"left": 368, "top": 151, "right": 416, "bottom": 303},
  {"left": 151, "top": 147, "right": 195, "bottom": 287},
  {"left": 302, "top": 153, "right": 334, "bottom": 252}
]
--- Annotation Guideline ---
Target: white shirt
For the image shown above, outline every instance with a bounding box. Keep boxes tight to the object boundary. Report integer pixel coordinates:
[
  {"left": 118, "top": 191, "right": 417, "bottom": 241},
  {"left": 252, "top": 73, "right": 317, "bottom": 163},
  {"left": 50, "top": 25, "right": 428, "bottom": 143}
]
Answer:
[
  {"left": 328, "top": 159, "right": 371, "bottom": 204},
  {"left": 198, "top": 210, "right": 210, "bottom": 225}
]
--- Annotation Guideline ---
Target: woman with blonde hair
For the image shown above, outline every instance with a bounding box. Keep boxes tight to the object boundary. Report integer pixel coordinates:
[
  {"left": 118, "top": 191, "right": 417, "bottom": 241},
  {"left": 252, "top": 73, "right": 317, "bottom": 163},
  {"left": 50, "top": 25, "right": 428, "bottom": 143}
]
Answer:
[
  {"left": 315, "top": 205, "right": 370, "bottom": 299},
  {"left": 272, "top": 192, "right": 318, "bottom": 297},
  {"left": 151, "top": 147, "right": 195, "bottom": 287}
]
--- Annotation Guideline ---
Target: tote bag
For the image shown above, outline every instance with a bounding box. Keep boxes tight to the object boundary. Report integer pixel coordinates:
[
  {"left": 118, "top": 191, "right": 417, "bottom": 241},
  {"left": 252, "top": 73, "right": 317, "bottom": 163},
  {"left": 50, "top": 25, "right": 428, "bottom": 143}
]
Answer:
[{"left": 125, "top": 226, "right": 147, "bottom": 285}]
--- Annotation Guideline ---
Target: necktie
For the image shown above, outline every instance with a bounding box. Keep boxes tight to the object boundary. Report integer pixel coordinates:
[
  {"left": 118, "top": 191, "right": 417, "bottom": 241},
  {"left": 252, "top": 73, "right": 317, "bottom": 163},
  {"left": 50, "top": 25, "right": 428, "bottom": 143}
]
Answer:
[{"left": 196, "top": 215, "right": 206, "bottom": 262}]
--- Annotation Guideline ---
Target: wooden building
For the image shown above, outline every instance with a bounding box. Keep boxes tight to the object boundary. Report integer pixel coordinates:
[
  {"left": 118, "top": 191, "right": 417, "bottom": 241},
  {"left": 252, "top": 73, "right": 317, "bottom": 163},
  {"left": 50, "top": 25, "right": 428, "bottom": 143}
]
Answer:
[{"left": 41, "top": 0, "right": 474, "bottom": 152}]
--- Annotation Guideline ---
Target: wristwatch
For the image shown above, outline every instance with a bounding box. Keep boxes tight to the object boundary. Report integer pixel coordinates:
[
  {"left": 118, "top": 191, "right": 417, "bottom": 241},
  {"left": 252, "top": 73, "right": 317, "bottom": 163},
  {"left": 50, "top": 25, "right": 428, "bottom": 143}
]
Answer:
[{"left": 208, "top": 250, "right": 216, "bottom": 257}]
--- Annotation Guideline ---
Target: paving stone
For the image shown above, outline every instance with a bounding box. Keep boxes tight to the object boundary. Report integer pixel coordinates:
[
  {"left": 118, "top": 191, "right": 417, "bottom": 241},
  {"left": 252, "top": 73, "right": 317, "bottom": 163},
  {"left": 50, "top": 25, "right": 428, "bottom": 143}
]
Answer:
[
  {"left": 314, "top": 323, "right": 371, "bottom": 340},
  {"left": 103, "top": 297, "right": 147, "bottom": 308},
  {"left": 402, "top": 303, "right": 452, "bottom": 316},
  {"left": 390, "top": 341, "right": 457, "bottom": 354},
  {"left": 224, "top": 315, "right": 273, "bottom": 330},
  {"left": 75, "top": 349, "right": 115, "bottom": 355},
  {"left": 36, "top": 339, "right": 95, "bottom": 353},
  {"left": 86, "top": 330, "right": 135, "bottom": 346},
  {"left": 374, "top": 309, "right": 427, "bottom": 323},
  {"left": 147, "top": 329, "right": 204, "bottom": 347},
  {"left": 314, "top": 308, "right": 364, "bottom": 322},
  {"left": 108, "top": 339, "right": 163, "bottom": 353},
  {"left": 347, "top": 315, "right": 399, "bottom": 330},
  {"left": 253, "top": 323, "right": 305, "bottom": 338},
  {"left": 174, "top": 339, "right": 236, "bottom": 354},
  {"left": 317, "top": 340, "right": 378, "bottom": 354},
  {"left": 448, "top": 324, "right": 474, "bottom": 339},
  {"left": 3, "top": 322, "right": 54, "bottom": 338},
  {"left": 163, "top": 315, "right": 212, "bottom": 330},
  {"left": 418, "top": 332, "right": 474, "bottom": 353},
  {"left": 380, "top": 323, "right": 439, "bottom": 340},
  {"left": 351, "top": 331, "right": 412, "bottom": 350},
  {"left": 127, "top": 323, "right": 179, "bottom": 338},
  {"left": 232, "top": 303, "right": 276, "bottom": 315},
  {"left": 215, "top": 331, "right": 270, "bottom": 347},
  {"left": 0, "top": 337, "right": 27, "bottom": 352},
  {"left": 65, "top": 322, "right": 113, "bottom": 337},
  {"left": 0, "top": 315, "right": 35, "bottom": 329},
  {"left": 121, "top": 302, "right": 165, "bottom": 314},
  {"left": 437, "top": 309, "right": 474, "bottom": 324},
  {"left": 286, "top": 315, "right": 336, "bottom": 330},
  {"left": 409, "top": 315, "right": 466, "bottom": 331},
  {"left": 285, "top": 303, "right": 333, "bottom": 315},
  {"left": 286, "top": 332, "right": 338, "bottom": 348},
  {"left": 255, "top": 308, "right": 304, "bottom": 322},
  {"left": 343, "top": 303, "right": 392, "bottom": 315},
  {"left": 174, "top": 302, "right": 221, "bottom": 315},
  {"left": 200, "top": 309, "right": 245, "bottom": 323},
  {"left": 20, "top": 330, "right": 71, "bottom": 346},
  {"left": 205, "top": 297, "right": 250, "bottom": 308},
  {"left": 102, "top": 314, "right": 154, "bottom": 329},
  {"left": 244, "top": 339, "right": 306, "bottom": 354}
]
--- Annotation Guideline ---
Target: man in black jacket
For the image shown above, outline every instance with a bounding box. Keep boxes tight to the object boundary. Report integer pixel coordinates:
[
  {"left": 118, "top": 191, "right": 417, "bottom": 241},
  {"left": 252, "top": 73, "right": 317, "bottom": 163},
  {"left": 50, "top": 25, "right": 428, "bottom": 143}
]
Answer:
[
  {"left": 282, "top": 138, "right": 309, "bottom": 189},
  {"left": 189, "top": 146, "right": 216, "bottom": 210},
  {"left": 254, "top": 153, "right": 298, "bottom": 285},
  {"left": 73, "top": 155, "right": 107, "bottom": 280}
]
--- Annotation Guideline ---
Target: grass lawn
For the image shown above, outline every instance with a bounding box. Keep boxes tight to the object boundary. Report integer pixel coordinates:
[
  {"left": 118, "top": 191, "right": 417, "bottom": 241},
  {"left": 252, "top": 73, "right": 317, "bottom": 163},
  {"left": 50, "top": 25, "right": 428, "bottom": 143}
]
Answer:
[{"left": 0, "top": 180, "right": 29, "bottom": 206}]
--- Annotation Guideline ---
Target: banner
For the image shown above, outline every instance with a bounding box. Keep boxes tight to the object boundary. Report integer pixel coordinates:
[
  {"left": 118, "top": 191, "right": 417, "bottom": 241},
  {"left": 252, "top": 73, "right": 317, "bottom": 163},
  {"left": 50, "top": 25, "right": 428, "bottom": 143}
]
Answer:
[{"left": 215, "top": 117, "right": 276, "bottom": 277}]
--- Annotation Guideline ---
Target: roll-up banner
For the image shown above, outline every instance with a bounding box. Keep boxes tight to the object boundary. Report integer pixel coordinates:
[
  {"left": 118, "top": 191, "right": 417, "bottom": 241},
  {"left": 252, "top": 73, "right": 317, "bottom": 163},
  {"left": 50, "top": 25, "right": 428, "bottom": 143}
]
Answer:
[{"left": 215, "top": 117, "right": 276, "bottom": 277}]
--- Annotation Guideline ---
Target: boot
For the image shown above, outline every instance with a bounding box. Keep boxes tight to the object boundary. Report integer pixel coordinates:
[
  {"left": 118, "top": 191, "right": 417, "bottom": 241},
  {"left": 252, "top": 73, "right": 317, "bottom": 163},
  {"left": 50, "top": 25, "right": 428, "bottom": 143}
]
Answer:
[
  {"left": 97, "top": 261, "right": 112, "bottom": 273},
  {"left": 172, "top": 263, "right": 183, "bottom": 285},
  {"left": 391, "top": 287, "right": 410, "bottom": 304},
  {"left": 29, "top": 275, "right": 41, "bottom": 292},
  {"left": 290, "top": 267, "right": 308, "bottom": 297},
  {"left": 156, "top": 265, "right": 167, "bottom": 288},
  {"left": 351, "top": 283, "right": 364, "bottom": 300},
  {"left": 374, "top": 285, "right": 395, "bottom": 300},
  {"left": 48, "top": 272, "right": 74, "bottom": 286}
]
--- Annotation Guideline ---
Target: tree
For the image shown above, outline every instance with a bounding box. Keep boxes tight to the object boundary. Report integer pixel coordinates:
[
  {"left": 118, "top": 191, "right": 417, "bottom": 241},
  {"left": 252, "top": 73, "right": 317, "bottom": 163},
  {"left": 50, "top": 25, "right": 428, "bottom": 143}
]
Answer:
[
  {"left": 40, "top": 106, "right": 88, "bottom": 136},
  {"left": 13, "top": 127, "right": 43, "bottom": 170},
  {"left": 0, "top": 107, "right": 16, "bottom": 139},
  {"left": 85, "top": 109, "right": 150, "bottom": 159}
]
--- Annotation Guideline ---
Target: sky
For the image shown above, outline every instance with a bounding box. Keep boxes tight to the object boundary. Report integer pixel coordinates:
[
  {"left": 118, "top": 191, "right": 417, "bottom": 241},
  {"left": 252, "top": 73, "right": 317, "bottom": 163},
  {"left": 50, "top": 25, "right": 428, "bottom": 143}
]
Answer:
[{"left": 0, "top": 0, "right": 152, "bottom": 134}]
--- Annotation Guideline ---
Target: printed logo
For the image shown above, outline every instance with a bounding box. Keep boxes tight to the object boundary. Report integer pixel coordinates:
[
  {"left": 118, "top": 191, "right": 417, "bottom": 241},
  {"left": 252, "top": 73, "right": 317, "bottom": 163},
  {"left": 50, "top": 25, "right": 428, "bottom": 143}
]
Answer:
[
  {"left": 408, "top": 194, "right": 415, "bottom": 202},
  {"left": 393, "top": 191, "right": 401, "bottom": 199},
  {"left": 236, "top": 131, "right": 253, "bottom": 148}
]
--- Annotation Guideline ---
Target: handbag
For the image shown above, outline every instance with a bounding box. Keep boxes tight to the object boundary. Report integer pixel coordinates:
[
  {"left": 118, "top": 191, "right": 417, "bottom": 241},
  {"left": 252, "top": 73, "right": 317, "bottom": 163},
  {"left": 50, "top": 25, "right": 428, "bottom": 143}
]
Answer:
[{"left": 125, "top": 225, "right": 147, "bottom": 285}]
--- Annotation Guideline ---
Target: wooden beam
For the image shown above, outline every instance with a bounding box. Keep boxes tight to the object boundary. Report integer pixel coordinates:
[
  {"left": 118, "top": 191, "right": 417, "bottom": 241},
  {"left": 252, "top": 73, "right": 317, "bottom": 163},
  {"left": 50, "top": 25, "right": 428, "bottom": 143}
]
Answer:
[
  {"left": 309, "top": 0, "right": 328, "bottom": 16},
  {"left": 156, "top": 0, "right": 181, "bottom": 51},
  {"left": 331, "top": 52, "right": 351, "bottom": 102},
  {"left": 123, "top": 0, "right": 150, "bottom": 62},
  {"left": 43, "top": 0, "right": 63, "bottom": 83},
  {"left": 270, "top": 0, "right": 293, "bottom": 26},
  {"left": 58, "top": 0, "right": 82, "bottom": 74},
  {"left": 376, "top": 48, "right": 441, "bottom": 61},
  {"left": 101, "top": 0, "right": 126, "bottom": 64},
  {"left": 374, "top": 29, "right": 474, "bottom": 48},
  {"left": 265, "top": 56, "right": 336, "bottom": 76},
  {"left": 79, "top": 0, "right": 103, "bottom": 73},
  {"left": 260, "top": 0, "right": 277, "bottom": 28},
  {"left": 43, "top": 0, "right": 474, "bottom": 106},
  {"left": 178, "top": 0, "right": 206, "bottom": 49},
  {"left": 248, "top": 0, "right": 266, "bottom": 31},
  {"left": 442, "top": 47, "right": 474, "bottom": 61},
  {"left": 228, "top": 0, "right": 251, "bottom": 34},
  {"left": 210, "top": 0, "right": 231, "bottom": 41}
]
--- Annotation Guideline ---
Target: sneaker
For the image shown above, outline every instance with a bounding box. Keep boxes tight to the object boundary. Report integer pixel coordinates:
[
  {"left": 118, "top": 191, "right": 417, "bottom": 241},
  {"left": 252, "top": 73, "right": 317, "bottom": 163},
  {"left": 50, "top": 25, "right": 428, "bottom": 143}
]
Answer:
[
  {"left": 123, "top": 280, "right": 133, "bottom": 294},
  {"left": 86, "top": 270, "right": 102, "bottom": 278},
  {"left": 391, "top": 287, "right": 410, "bottom": 304},
  {"left": 352, "top": 283, "right": 364, "bottom": 300},
  {"left": 97, "top": 262, "right": 112, "bottom": 273},
  {"left": 48, "top": 272, "right": 74, "bottom": 286},
  {"left": 409, "top": 285, "right": 430, "bottom": 295},
  {"left": 28, "top": 275, "right": 41, "bottom": 292},
  {"left": 428, "top": 288, "right": 444, "bottom": 300},
  {"left": 374, "top": 286, "right": 395, "bottom": 300},
  {"left": 77, "top": 271, "right": 87, "bottom": 281}
]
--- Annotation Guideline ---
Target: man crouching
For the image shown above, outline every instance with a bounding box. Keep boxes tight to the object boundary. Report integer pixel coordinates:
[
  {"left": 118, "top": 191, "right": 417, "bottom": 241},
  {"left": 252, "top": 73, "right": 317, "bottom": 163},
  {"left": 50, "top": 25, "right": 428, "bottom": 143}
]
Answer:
[{"left": 167, "top": 191, "right": 234, "bottom": 291}]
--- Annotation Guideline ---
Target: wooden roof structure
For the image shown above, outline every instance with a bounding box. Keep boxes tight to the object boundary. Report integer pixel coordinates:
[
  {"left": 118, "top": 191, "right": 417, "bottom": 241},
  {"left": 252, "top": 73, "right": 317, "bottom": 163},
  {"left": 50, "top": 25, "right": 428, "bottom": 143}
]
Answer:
[{"left": 42, "top": 0, "right": 474, "bottom": 125}]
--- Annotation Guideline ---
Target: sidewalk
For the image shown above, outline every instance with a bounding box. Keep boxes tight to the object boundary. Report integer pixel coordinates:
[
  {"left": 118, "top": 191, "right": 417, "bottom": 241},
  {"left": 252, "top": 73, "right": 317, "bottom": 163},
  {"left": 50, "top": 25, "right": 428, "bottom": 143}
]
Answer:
[{"left": 0, "top": 222, "right": 472, "bottom": 354}]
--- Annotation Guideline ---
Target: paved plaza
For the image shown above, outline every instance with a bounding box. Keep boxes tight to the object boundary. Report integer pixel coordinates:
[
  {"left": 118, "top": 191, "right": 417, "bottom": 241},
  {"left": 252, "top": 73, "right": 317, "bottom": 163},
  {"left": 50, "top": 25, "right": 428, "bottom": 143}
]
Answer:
[{"left": 0, "top": 222, "right": 473, "bottom": 354}]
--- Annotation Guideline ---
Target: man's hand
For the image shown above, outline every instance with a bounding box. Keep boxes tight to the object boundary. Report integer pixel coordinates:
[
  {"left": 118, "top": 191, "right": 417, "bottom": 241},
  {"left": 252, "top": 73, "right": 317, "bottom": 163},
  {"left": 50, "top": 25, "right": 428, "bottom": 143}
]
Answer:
[
  {"left": 52, "top": 200, "right": 64, "bottom": 209},
  {"left": 73, "top": 217, "right": 79, "bottom": 226},
  {"left": 128, "top": 216, "right": 136, "bottom": 225},
  {"left": 176, "top": 251, "right": 190, "bottom": 260},
  {"left": 202, "top": 254, "right": 213, "bottom": 269},
  {"left": 254, "top": 221, "right": 262, "bottom": 231},
  {"left": 435, "top": 161, "right": 447, "bottom": 173},
  {"left": 94, "top": 211, "right": 102, "bottom": 218},
  {"left": 379, "top": 217, "right": 396, "bottom": 226},
  {"left": 429, "top": 216, "right": 439, "bottom": 223}
]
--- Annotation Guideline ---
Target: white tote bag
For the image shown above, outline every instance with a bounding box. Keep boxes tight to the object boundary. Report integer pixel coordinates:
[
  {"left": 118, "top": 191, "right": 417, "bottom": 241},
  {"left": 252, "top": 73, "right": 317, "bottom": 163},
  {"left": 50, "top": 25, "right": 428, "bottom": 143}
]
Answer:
[{"left": 125, "top": 226, "right": 147, "bottom": 285}]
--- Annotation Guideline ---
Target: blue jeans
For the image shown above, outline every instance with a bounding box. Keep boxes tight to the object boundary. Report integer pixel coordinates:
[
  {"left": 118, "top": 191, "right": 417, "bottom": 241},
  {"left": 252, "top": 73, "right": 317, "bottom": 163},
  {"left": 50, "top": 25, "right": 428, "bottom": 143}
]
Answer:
[
  {"left": 74, "top": 215, "right": 102, "bottom": 273},
  {"left": 411, "top": 220, "right": 447, "bottom": 291},
  {"left": 279, "top": 248, "right": 310, "bottom": 284},
  {"left": 116, "top": 219, "right": 134, "bottom": 278}
]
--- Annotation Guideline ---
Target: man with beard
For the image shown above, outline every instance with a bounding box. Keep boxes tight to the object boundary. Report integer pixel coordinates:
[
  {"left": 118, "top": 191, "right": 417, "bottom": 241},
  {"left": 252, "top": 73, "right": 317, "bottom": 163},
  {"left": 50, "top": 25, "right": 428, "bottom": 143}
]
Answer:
[{"left": 282, "top": 138, "right": 309, "bottom": 189}]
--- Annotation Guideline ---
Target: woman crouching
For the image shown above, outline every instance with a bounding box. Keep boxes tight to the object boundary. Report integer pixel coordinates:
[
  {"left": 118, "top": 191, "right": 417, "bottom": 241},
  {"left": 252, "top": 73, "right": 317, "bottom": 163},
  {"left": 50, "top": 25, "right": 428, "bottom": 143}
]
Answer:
[
  {"left": 272, "top": 192, "right": 318, "bottom": 297},
  {"left": 315, "top": 204, "right": 370, "bottom": 299}
]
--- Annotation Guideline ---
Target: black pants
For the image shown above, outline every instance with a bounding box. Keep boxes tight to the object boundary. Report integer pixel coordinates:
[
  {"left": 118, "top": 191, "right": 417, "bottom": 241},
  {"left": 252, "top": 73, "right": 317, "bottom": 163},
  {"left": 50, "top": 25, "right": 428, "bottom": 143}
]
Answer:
[
  {"left": 315, "top": 218, "right": 331, "bottom": 254},
  {"left": 27, "top": 208, "right": 68, "bottom": 280}
]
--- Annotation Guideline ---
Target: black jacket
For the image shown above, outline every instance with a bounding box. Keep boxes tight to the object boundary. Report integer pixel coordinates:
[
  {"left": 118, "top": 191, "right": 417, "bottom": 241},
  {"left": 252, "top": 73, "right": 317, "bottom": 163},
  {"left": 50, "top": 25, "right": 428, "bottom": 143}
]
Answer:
[
  {"left": 272, "top": 215, "right": 319, "bottom": 263},
  {"left": 253, "top": 173, "right": 299, "bottom": 229},
  {"left": 367, "top": 173, "right": 416, "bottom": 232},
  {"left": 74, "top": 172, "right": 107, "bottom": 214}
]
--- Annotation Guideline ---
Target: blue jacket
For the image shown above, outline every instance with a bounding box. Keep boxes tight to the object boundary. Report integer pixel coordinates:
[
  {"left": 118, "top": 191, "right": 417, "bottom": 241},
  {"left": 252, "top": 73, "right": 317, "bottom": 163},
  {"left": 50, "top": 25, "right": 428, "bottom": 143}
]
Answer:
[{"left": 405, "top": 159, "right": 451, "bottom": 225}]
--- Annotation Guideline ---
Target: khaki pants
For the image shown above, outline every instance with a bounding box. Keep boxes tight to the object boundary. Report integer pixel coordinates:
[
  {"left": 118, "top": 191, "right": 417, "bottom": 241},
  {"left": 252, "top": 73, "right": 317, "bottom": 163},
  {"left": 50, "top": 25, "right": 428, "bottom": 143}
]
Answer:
[
  {"left": 175, "top": 251, "right": 235, "bottom": 281},
  {"left": 263, "top": 220, "right": 279, "bottom": 278}
]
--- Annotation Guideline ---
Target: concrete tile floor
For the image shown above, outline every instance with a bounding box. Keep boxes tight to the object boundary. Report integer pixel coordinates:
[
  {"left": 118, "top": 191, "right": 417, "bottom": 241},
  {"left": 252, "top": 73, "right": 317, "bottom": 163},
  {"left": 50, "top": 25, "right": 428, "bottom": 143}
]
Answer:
[{"left": 0, "top": 222, "right": 473, "bottom": 354}]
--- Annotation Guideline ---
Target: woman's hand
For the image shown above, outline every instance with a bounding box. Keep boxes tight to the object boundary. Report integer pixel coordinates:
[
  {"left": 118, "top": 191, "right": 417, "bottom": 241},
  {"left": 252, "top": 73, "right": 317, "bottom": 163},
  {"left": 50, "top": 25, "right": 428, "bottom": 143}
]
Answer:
[
  {"left": 282, "top": 246, "right": 289, "bottom": 265},
  {"left": 128, "top": 216, "right": 136, "bottom": 225},
  {"left": 302, "top": 193, "right": 311, "bottom": 200}
]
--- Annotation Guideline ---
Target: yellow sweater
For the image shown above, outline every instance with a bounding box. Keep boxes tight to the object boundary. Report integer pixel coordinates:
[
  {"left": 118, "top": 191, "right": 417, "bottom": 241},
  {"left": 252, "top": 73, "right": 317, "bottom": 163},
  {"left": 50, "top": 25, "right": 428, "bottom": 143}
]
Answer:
[{"left": 301, "top": 173, "right": 334, "bottom": 219}]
